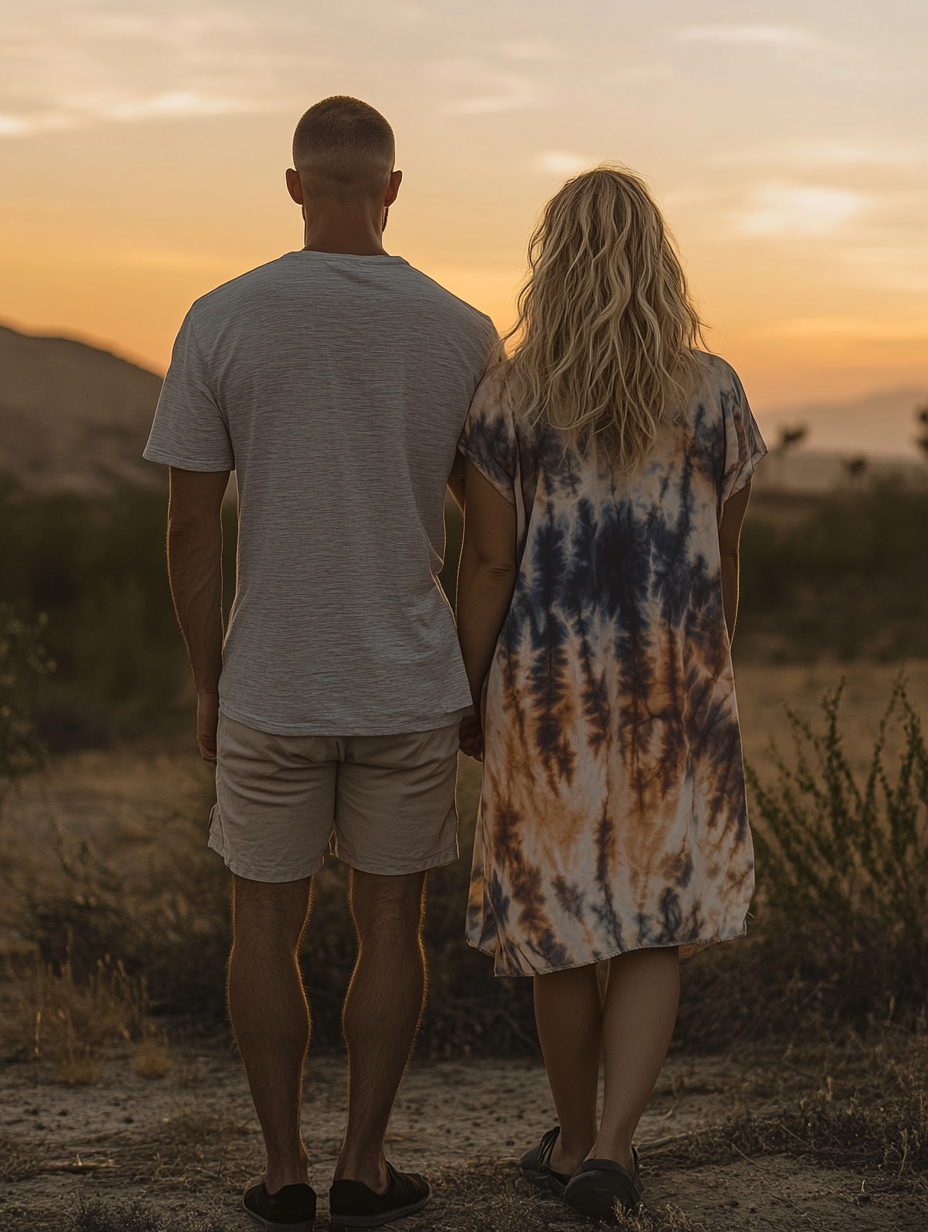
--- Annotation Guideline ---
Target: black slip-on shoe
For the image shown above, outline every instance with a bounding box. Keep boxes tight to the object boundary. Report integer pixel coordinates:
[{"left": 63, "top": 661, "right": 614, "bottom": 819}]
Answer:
[
  {"left": 563, "top": 1156, "right": 643, "bottom": 1224},
  {"left": 243, "top": 1181, "right": 317, "bottom": 1231},
  {"left": 329, "top": 1162, "right": 430, "bottom": 1229},
  {"left": 519, "top": 1125, "right": 573, "bottom": 1197}
]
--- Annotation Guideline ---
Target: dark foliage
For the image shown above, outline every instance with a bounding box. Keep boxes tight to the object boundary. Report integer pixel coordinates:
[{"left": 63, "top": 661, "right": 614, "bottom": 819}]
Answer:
[
  {"left": 0, "top": 603, "right": 52, "bottom": 779},
  {"left": 15, "top": 809, "right": 536, "bottom": 1055},
  {"left": 0, "top": 477, "right": 237, "bottom": 734},
  {"left": 738, "top": 485, "right": 928, "bottom": 660}
]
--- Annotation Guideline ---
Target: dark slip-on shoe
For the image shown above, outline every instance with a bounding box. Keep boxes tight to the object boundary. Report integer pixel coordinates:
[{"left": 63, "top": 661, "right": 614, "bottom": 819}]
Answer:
[
  {"left": 243, "top": 1181, "right": 317, "bottom": 1231},
  {"left": 564, "top": 1155, "right": 643, "bottom": 1224},
  {"left": 519, "top": 1125, "right": 573, "bottom": 1197},
  {"left": 329, "top": 1162, "right": 431, "bottom": 1229}
]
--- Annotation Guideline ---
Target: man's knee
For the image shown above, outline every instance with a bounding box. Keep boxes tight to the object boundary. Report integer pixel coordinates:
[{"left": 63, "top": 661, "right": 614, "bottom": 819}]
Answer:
[
  {"left": 349, "top": 869, "right": 426, "bottom": 941},
  {"left": 232, "top": 874, "right": 312, "bottom": 951}
]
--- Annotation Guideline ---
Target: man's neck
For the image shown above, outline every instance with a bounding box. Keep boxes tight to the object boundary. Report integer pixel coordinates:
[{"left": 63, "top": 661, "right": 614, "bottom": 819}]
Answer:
[{"left": 302, "top": 213, "right": 388, "bottom": 257}]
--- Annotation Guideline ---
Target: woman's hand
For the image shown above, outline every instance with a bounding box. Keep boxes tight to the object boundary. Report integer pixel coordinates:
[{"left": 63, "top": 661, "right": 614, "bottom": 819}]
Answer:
[{"left": 458, "top": 714, "right": 484, "bottom": 761}]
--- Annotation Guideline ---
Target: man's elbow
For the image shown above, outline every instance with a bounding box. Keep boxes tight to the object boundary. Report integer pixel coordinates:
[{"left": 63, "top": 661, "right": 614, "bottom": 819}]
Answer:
[
  {"left": 475, "top": 555, "right": 517, "bottom": 584},
  {"left": 168, "top": 511, "right": 221, "bottom": 549}
]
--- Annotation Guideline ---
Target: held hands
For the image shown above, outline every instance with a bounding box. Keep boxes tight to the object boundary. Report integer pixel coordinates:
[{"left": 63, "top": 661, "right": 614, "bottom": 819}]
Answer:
[
  {"left": 196, "top": 691, "right": 220, "bottom": 762},
  {"left": 458, "top": 713, "right": 484, "bottom": 761}
]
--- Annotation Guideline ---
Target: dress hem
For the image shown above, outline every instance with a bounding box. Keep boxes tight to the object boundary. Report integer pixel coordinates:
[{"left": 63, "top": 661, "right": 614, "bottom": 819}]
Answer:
[{"left": 465, "top": 925, "right": 748, "bottom": 978}]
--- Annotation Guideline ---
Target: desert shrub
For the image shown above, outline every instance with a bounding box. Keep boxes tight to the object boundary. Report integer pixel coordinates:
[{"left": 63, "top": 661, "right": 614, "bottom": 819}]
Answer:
[
  {"left": 749, "top": 680, "right": 927, "bottom": 952},
  {"left": 4, "top": 796, "right": 535, "bottom": 1055},
  {"left": 677, "top": 680, "right": 928, "bottom": 1047},
  {"left": 2, "top": 947, "right": 163, "bottom": 1084},
  {"left": 738, "top": 485, "right": 928, "bottom": 660},
  {"left": 13, "top": 825, "right": 233, "bottom": 1027},
  {"left": 0, "top": 602, "right": 52, "bottom": 779}
]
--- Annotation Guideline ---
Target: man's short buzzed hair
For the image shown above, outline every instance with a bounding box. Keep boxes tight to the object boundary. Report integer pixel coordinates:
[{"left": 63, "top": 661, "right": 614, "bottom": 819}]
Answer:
[{"left": 292, "top": 96, "right": 395, "bottom": 201}]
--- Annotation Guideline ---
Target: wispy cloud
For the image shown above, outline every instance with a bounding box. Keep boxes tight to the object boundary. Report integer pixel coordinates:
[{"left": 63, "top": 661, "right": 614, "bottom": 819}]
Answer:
[
  {"left": 761, "top": 315, "right": 928, "bottom": 340},
  {"left": 674, "top": 25, "right": 817, "bottom": 49},
  {"left": 738, "top": 184, "right": 867, "bottom": 237},
  {"left": 500, "top": 40, "right": 563, "bottom": 62},
  {"left": 615, "top": 63, "right": 675, "bottom": 82},
  {"left": 104, "top": 91, "right": 263, "bottom": 122},
  {"left": 0, "top": 9, "right": 289, "bottom": 138},
  {"left": 0, "top": 92, "right": 273, "bottom": 138},
  {"left": 435, "top": 62, "right": 542, "bottom": 115},
  {"left": 715, "top": 140, "right": 922, "bottom": 168},
  {"left": 534, "top": 150, "right": 597, "bottom": 176}
]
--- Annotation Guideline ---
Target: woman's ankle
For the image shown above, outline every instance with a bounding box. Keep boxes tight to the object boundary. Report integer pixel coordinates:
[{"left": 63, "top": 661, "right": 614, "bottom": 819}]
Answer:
[
  {"left": 589, "top": 1132, "right": 635, "bottom": 1173},
  {"left": 549, "top": 1133, "right": 594, "bottom": 1176}
]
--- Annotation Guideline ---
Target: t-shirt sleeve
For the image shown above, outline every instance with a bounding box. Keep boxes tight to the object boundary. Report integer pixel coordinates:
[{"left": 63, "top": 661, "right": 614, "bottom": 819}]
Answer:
[
  {"left": 457, "top": 370, "right": 518, "bottom": 506},
  {"left": 143, "top": 312, "right": 234, "bottom": 471},
  {"left": 719, "top": 363, "right": 767, "bottom": 503}
]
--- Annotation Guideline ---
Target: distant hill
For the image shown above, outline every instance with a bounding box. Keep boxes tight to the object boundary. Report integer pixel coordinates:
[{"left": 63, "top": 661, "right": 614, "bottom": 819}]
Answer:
[
  {"left": 1, "top": 318, "right": 925, "bottom": 491},
  {"left": 755, "top": 387, "right": 928, "bottom": 460},
  {"left": 0, "top": 323, "right": 165, "bottom": 493}
]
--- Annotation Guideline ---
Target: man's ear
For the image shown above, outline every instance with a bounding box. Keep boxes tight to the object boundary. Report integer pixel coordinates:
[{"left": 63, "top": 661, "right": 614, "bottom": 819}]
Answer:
[
  {"left": 384, "top": 168, "right": 402, "bottom": 207},
  {"left": 286, "top": 168, "right": 304, "bottom": 205}
]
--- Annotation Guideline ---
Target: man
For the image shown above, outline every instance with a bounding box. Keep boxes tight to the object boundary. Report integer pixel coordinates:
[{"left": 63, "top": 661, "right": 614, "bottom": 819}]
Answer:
[{"left": 144, "top": 96, "right": 497, "bottom": 1231}]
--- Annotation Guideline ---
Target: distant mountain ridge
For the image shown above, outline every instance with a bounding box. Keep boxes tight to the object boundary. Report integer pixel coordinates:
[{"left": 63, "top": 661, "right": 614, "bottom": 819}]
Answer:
[
  {"left": 1, "top": 320, "right": 925, "bottom": 492},
  {"left": 0, "top": 322, "right": 165, "bottom": 493},
  {"left": 755, "top": 387, "right": 928, "bottom": 460}
]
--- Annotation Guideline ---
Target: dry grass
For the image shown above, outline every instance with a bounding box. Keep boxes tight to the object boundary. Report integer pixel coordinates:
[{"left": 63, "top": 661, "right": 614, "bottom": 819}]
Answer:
[
  {"left": 57, "top": 1164, "right": 709, "bottom": 1232},
  {"left": 1, "top": 945, "right": 161, "bottom": 1083},
  {"left": 130, "top": 1027, "right": 173, "bottom": 1078},
  {"left": 0, "top": 1132, "right": 41, "bottom": 1183},
  {"left": 650, "top": 1032, "right": 928, "bottom": 1196},
  {"left": 65, "top": 1196, "right": 228, "bottom": 1232}
]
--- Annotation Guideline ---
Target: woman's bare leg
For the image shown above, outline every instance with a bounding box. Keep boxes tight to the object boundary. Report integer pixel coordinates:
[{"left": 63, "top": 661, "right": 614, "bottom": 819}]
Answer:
[
  {"left": 592, "top": 946, "right": 680, "bottom": 1171},
  {"left": 532, "top": 965, "right": 603, "bottom": 1175}
]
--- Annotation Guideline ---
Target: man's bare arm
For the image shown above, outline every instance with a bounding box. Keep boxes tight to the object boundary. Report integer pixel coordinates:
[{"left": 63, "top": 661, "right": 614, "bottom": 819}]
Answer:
[
  {"left": 167, "top": 467, "right": 231, "bottom": 760},
  {"left": 719, "top": 480, "right": 752, "bottom": 642}
]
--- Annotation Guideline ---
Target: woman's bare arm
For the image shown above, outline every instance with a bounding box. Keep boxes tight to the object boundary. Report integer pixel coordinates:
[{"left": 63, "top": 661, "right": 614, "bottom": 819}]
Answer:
[
  {"left": 718, "top": 479, "right": 752, "bottom": 642},
  {"left": 456, "top": 461, "right": 518, "bottom": 723}
]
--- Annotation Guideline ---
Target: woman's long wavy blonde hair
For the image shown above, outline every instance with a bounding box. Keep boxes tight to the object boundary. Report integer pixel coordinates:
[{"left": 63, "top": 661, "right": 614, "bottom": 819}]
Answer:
[{"left": 505, "top": 164, "right": 707, "bottom": 470}]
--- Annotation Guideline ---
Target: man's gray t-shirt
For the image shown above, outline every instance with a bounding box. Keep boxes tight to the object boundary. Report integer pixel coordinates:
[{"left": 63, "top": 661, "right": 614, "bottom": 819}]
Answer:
[{"left": 144, "top": 250, "right": 498, "bottom": 736}]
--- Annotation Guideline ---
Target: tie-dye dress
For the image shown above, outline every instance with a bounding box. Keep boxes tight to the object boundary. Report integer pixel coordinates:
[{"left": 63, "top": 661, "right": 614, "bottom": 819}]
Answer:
[{"left": 458, "top": 353, "right": 767, "bottom": 977}]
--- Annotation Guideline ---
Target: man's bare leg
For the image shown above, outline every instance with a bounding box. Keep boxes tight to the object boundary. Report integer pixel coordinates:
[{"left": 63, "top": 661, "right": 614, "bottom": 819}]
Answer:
[
  {"left": 227, "top": 874, "right": 313, "bottom": 1193},
  {"left": 334, "top": 869, "right": 428, "bottom": 1192}
]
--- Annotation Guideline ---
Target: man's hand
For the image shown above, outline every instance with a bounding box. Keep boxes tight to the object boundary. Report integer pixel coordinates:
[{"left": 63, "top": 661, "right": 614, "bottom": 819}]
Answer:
[
  {"left": 459, "top": 714, "right": 484, "bottom": 761},
  {"left": 197, "top": 691, "right": 220, "bottom": 762}
]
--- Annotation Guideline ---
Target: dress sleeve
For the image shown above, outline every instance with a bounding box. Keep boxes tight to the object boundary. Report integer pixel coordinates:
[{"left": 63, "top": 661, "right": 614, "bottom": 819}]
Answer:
[
  {"left": 719, "top": 363, "right": 767, "bottom": 503},
  {"left": 143, "top": 312, "right": 234, "bottom": 471},
  {"left": 457, "top": 368, "right": 518, "bottom": 506}
]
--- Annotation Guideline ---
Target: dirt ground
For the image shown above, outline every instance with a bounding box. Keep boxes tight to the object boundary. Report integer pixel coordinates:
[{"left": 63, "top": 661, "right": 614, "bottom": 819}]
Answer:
[
  {"left": 2, "top": 661, "right": 927, "bottom": 1229},
  {"left": 2, "top": 1044, "right": 925, "bottom": 1231}
]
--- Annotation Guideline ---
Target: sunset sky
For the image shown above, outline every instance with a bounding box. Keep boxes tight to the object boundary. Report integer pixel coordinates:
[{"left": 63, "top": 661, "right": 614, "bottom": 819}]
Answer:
[{"left": 2, "top": 0, "right": 926, "bottom": 425}]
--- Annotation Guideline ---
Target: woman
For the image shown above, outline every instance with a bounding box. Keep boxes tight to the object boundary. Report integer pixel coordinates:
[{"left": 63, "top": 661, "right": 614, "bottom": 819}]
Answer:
[{"left": 455, "top": 165, "right": 765, "bottom": 1223}]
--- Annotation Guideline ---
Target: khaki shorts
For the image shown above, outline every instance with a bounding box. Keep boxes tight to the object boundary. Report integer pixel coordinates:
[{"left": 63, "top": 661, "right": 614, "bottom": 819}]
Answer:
[{"left": 209, "top": 712, "right": 460, "bottom": 882}]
